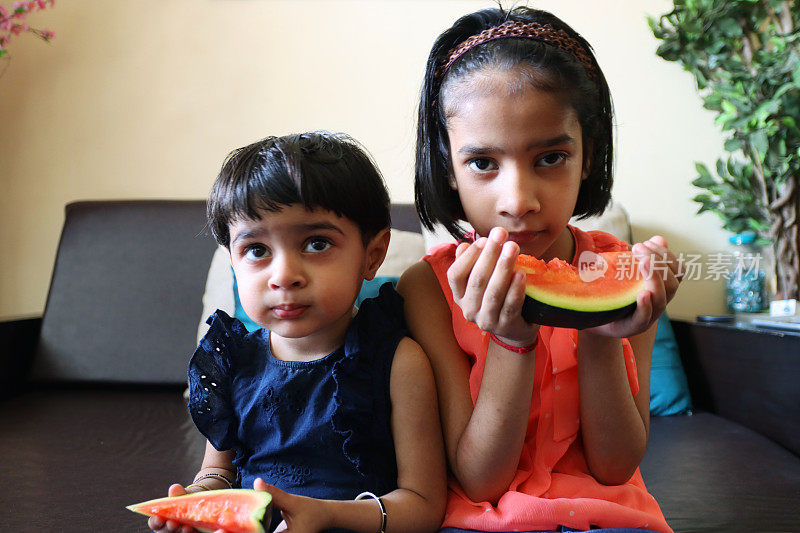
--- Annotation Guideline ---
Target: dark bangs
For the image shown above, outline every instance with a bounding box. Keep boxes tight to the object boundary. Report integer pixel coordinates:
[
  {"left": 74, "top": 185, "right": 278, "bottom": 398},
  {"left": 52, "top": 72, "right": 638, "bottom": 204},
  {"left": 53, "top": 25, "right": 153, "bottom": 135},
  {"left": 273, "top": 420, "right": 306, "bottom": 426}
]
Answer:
[{"left": 208, "top": 132, "right": 390, "bottom": 248}]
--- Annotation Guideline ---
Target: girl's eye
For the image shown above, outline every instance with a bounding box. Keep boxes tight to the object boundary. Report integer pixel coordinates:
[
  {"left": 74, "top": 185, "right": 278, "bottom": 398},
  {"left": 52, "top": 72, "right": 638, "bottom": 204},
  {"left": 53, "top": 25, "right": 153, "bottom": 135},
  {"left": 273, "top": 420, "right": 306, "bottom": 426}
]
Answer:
[
  {"left": 537, "top": 152, "right": 567, "bottom": 167},
  {"left": 304, "top": 238, "right": 332, "bottom": 253},
  {"left": 467, "top": 158, "right": 498, "bottom": 172},
  {"left": 244, "top": 244, "right": 269, "bottom": 260}
]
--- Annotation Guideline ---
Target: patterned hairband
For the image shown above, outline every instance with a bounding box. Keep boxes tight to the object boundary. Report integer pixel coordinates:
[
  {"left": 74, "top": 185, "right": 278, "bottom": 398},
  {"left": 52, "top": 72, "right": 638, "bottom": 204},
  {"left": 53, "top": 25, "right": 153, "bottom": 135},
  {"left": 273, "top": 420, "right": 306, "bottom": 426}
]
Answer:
[{"left": 437, "top": 20, "right": 598, "bottom": 83}]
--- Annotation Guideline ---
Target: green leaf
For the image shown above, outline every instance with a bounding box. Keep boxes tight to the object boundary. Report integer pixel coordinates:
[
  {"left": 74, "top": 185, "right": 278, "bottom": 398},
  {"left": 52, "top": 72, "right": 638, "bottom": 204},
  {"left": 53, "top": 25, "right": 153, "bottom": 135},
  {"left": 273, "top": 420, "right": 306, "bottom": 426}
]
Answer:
[
  {"left": 693, "top": 193, "right": 714, "bottom": 204},
  {"left": 724, "top": 137, "right": 744, "bottom": 152},
  {"left": 695, "top": 161, "right": 713, "bottom": 179},
  {"left": 693, "top": 173, "right": 717, "bottom": 188},
  {"left": 717, "top": 18, "right": 743, "bottom": 37},
  {"left": 750, "top": 130, "right": 769, "bottom": 157},
  {"left": 716, "top": 158, "right": 728, "bottom": 179}
]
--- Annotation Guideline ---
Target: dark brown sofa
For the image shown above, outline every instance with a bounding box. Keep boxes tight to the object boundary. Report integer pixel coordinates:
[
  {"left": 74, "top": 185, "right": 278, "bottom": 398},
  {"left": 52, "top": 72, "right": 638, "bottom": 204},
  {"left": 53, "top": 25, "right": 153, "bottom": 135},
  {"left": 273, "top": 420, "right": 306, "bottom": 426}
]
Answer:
[{"left": 1, "top": 200, "right": 798, "bottom": 532}]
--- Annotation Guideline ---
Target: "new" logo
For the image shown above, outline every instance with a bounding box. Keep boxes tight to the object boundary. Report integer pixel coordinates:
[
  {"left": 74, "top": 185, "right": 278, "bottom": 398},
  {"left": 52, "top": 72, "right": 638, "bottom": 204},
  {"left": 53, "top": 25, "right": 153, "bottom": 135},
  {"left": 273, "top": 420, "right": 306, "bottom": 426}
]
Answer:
[{"left": 578, "top": 251, "right": 608, "bottom": 282}]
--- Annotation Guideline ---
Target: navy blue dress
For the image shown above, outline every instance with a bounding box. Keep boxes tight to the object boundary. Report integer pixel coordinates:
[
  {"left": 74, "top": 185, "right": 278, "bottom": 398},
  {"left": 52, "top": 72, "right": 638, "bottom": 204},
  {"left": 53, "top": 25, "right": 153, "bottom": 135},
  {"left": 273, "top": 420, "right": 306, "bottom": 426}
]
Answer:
[{"left": 188, "top": 284, "right": 405, "bottom": 530}]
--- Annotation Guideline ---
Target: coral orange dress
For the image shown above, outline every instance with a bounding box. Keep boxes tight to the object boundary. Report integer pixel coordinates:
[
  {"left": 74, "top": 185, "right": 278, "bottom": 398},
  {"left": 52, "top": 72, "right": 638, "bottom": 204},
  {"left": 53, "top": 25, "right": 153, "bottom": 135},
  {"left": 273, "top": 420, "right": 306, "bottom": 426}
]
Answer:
[{"left": 423, "top": 226, "right": 672, "bottom": 533}]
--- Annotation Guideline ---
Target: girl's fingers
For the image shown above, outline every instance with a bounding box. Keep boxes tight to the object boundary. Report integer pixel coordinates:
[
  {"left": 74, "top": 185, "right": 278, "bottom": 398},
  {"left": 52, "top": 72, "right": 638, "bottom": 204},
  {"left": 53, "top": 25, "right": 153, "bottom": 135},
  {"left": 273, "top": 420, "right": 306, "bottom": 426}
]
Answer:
[
  {"left": 478, "top": 240, "right": 520, "bottom": 329},
  {"left": 255, "top": 479, "right": 291, "bottom": 511},
  {"left": 167, "top": 484, "right": 187, "bottom": 497},
  {"left": 631, "top": 252, "right": 664, "bottom": 317},
  {"left": 638, "top": 237, "right": 682, "bottom": 279},
  {"left": 461, "top": 228, "right": 508, "bottom": 322},
  {"left": 634, "top": 290, "right": 655, "bottom": 330},
  {"left": 448, "top": 238, "right": 485, "bottom": 301},
  {"left": 454, "top": 241, "right": 470, "bottom": 259},
  {"left": 498, "top": 270, "right": 531, "bottom": 327},
  {"left": 635, "top": 237, "right": 683, "bottom": 305}
]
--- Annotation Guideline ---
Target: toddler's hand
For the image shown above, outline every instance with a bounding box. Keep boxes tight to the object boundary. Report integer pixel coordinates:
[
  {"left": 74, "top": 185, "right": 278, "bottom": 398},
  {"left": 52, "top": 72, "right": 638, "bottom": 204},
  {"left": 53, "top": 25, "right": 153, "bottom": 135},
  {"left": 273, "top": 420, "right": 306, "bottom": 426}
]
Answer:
[
  {"left": 147, "top": 484, "right": 226, "bottom": 533},
  {"left": 448, "top": 227, "right": 538, "bottom": 348},
  {"left": 254, "top": 478, "right": 327, "bottom": 533},
  {"left": 586, "top": 236, "right": 682, "bottom": 338}
]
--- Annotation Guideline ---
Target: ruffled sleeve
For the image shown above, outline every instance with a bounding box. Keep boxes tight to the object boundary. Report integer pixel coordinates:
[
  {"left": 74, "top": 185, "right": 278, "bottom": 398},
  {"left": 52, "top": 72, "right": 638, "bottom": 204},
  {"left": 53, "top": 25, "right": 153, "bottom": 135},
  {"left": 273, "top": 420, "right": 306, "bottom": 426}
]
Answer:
[
  {"left": 330, "top": 282, "right": 406, "bottom": 478},
  {"left": 188, "top": 310, "right": 248, "bottom": 452}
]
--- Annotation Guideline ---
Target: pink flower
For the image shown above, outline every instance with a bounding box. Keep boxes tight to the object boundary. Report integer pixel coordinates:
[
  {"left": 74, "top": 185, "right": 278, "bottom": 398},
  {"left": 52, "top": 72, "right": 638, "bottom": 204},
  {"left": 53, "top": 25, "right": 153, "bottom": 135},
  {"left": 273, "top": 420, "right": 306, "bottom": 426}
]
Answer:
[{"left": 10, "top": 22, "right": 27, "bottom": 35}]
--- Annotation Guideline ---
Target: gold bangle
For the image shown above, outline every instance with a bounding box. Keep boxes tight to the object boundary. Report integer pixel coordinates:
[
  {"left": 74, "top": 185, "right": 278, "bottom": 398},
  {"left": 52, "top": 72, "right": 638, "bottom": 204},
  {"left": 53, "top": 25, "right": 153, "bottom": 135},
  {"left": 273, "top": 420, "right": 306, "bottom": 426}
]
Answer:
[
  {"left": 186, "top": 483, "right": 211, "bottom": 491},
  {"left": 194, "top": 473, "right": 234, "bottom": 489}
]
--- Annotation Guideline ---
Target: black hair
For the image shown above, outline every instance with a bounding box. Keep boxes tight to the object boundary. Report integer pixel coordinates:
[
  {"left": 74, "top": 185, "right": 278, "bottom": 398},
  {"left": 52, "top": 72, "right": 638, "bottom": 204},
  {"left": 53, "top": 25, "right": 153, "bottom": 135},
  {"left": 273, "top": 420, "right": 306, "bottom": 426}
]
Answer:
[
  {"left": 415, "top": 6, "right": 614, "bottom": 238},
  {"left": 207, "top": 132, "right": 391, "bottom": 248}
]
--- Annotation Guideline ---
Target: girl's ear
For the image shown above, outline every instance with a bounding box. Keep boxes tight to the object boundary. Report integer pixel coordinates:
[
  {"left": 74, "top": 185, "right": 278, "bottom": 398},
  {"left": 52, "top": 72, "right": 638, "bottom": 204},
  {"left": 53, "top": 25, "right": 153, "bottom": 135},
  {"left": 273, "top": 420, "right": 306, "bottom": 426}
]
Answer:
[{"left": 363, "top": 228, "right": 391, "bottom": 281}]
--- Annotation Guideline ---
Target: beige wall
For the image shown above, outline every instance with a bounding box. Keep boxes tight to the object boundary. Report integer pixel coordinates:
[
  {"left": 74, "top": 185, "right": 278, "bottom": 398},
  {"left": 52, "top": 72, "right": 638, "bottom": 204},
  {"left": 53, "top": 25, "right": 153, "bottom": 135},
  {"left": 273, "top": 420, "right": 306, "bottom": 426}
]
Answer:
[{"left": 0, "top": 0, "right": 732, "bottom": 321}]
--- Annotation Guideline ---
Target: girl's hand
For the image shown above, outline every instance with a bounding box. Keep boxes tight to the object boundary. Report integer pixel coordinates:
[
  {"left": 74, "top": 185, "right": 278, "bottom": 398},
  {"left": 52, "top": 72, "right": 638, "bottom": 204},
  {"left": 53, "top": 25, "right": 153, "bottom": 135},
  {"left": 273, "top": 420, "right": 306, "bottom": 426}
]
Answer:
[
  {"left": 586, "top": 236, "right": 682, "bottom": 338},
  {"left": 147, "top": 484, "right": 226, "bottom": 533},
  {"left": 448, "top": 227, "right": 538, "bottom": 347},
  {"left": 254, "top": 478, "right": 328, "bottom": 533}
]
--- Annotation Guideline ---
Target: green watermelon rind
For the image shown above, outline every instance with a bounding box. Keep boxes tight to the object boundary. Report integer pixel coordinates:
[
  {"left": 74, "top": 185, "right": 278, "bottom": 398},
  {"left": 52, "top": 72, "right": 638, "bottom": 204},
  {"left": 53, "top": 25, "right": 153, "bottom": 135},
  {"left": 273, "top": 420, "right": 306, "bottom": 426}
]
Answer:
[
  {"left": 522, "top": 296, "right": 638, "bottom": 329},
  {"left": 126, "top": 488, "right": 272, "bottom": 533},
  {"left": 518, "top": 250, "right": 645, "bottom": 329},
  {"left": 524, "top": 279, "right": 644, "bottom": 314}
]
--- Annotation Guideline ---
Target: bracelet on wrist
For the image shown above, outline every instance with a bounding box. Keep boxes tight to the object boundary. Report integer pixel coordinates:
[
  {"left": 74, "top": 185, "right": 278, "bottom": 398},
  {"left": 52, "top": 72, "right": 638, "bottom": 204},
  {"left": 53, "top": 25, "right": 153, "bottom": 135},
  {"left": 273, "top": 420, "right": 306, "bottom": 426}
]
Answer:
[
  {"left": 490, "top": 333, "right": 536, "bottom": 354},
  {"left": 193, "top": 472, "right": 234, "bottom": 489},
  {"left": 186, "top": 482, "right": 211, "bottom": 492},
  {"left": 355, "top": 491, "right": 387, "bottom": 533}
]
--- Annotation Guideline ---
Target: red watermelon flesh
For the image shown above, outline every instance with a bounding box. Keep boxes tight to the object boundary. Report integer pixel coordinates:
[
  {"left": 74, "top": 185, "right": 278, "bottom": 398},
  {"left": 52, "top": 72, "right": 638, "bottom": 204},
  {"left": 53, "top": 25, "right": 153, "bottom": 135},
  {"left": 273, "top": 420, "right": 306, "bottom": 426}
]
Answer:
[
  {"left": 127, "top": 489, "right": 271, "bottom": 533},
  {"left": 516, "top": 251, "right": 645, "bottom": 328}
]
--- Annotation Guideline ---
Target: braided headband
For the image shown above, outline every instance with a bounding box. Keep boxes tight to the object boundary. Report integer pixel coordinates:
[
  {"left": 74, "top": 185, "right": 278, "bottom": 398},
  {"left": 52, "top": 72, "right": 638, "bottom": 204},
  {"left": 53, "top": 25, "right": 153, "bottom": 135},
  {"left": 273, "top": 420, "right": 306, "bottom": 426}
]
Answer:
[{"left": 437, "top": 21, "right": 598, "bottom": 83}]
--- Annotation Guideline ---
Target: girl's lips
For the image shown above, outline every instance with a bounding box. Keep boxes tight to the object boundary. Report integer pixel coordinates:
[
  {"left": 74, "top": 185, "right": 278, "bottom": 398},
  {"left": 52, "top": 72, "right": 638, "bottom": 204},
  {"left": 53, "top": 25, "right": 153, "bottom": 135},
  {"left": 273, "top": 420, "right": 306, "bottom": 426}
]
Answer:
[
  {"left": 272, "top": 304, "right": 309, "bottom": 319},
  {"left": 507, "top": 231, "right": 541, "bottom": 244}
]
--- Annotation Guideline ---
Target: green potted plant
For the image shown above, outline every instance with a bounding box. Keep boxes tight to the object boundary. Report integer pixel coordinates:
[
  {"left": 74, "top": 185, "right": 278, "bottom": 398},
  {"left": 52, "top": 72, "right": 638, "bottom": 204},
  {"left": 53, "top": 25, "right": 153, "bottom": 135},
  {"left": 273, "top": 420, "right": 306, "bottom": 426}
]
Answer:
[{"left": 649, "top": 0, "right": 799, "bottom": 302}]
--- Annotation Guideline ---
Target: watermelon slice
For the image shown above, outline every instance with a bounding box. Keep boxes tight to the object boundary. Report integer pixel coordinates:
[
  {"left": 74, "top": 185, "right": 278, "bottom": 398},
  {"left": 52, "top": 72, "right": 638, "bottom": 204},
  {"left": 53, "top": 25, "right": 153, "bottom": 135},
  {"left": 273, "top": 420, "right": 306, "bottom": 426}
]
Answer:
[
  {"left": 517, "top": 250, "right": 645, "bottom": 329},
  {"left": 127, "top": 489, "right": 272, "bottom": 533}
]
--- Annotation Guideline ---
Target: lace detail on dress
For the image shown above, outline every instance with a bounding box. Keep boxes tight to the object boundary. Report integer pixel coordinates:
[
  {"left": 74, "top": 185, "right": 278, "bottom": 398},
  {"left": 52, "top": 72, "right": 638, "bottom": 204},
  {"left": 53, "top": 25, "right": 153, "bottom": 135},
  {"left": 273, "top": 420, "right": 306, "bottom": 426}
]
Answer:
[
  {"left": 188, "top": 310, "right": 249, "bottom": 451},
  {"left": 330, "top": 282, "right": 406, "bottom": 477}
]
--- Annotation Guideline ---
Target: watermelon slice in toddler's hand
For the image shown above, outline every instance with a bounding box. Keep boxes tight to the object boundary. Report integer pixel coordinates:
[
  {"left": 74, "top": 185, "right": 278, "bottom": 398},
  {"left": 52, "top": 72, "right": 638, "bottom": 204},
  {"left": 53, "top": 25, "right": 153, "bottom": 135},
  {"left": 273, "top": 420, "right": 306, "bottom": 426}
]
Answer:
[
  {"left": 127, "top": 489, "right": 272, "bottom": 533},
  {"left": 517, "top": 250, "right": 645, "bottom": 329}
]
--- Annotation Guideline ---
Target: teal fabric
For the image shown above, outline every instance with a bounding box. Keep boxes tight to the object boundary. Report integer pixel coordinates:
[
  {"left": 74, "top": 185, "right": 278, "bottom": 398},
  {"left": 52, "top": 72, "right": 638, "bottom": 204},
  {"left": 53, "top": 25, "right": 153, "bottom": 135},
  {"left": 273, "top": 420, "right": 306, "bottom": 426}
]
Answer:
[
  {"left": 649, "top": 313, "right": 693, "bottom": 416},
  {"left": 356, "top": 276, "right": 399, "bottom": 307},
  {"left": 231, "top": 272, "right": 691, "bottom": 415},
  {"left": 232, "top": 275, "right": 262, "bottom": 333}
]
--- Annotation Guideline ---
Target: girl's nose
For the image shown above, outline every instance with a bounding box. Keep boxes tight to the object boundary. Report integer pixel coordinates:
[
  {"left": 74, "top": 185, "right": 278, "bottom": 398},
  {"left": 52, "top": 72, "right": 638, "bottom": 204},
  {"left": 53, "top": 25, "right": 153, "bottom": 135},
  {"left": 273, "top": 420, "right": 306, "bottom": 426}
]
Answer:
[
  {"left": 498, "top": 166, "right": 541, "bottom": 219},
  {"left": 268, "top": 254, "right": 306, "bottom": 290}
]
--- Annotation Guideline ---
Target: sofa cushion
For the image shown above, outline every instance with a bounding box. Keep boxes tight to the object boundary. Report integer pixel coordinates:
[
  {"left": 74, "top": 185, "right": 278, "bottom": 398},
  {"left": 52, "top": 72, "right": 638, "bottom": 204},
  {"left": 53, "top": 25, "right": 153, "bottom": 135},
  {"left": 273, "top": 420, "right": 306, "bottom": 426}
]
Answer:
[
  {"left": 650, "top": 314, "right": 692, "bottom": 415},
  {"left": 643, "top": 412, "right": 800, "bottom": 532},
  {"left": 31, "top": 200, "right": 217, "bottom": 385}
]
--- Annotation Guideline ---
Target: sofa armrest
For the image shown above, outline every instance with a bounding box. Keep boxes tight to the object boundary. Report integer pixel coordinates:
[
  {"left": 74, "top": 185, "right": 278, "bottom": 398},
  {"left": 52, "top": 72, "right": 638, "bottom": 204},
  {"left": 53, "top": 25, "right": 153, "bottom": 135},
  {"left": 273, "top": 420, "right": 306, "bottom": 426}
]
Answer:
[
  {"left": 671, "top": 318, "right": 800, "bottom": 456},
  {"left": 0, "top": 317, "right": 41, "bottom": 399}
]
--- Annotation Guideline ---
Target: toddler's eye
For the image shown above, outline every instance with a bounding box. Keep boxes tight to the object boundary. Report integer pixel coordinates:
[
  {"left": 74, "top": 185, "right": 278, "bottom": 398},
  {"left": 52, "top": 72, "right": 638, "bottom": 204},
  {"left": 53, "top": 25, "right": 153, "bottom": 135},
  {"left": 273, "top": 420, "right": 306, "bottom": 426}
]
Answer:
[
  {"left": 467, "top": 158, "right": 497, "bottom": 172},
  {"left": 538, "top": 152, "right": 567, "bottom": 167},
  {"left": 244, "top": 244, "right": 269, "bottom": 260},
  {"left": 304, "top": 238, "right": 332, "bottom": 253}
]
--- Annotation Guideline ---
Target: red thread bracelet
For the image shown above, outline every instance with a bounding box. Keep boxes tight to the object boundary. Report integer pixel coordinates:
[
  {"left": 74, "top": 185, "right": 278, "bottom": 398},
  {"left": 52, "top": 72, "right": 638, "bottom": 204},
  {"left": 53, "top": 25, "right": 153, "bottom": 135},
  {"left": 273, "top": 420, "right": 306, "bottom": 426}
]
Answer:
[{"left": 490, "top": 333, "right": 536, "bottom": 354}]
